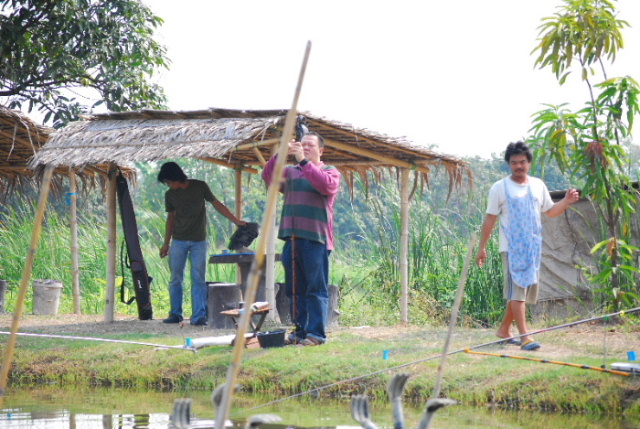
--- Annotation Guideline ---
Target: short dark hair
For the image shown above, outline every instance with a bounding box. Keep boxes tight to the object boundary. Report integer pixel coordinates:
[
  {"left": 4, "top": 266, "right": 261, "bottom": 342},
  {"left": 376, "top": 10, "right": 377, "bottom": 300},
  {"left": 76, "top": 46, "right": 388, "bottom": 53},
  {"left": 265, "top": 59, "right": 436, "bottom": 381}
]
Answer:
[
  {"left": 303, "top": 131, "right": 325, "bottom": 148},
  {"left": 157, "top": 162, "right": 188, "bottom": 183},
  {"left": 504, "top": 141, "right": 533, "bottom": 163}
]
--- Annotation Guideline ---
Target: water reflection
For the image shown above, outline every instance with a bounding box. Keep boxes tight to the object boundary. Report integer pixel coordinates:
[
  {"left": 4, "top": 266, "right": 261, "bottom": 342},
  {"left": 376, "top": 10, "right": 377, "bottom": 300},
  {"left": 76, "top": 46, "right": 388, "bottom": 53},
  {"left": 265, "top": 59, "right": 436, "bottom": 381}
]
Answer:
[{"left": 0, "top": 385, "right": 637, "bottom": 429}]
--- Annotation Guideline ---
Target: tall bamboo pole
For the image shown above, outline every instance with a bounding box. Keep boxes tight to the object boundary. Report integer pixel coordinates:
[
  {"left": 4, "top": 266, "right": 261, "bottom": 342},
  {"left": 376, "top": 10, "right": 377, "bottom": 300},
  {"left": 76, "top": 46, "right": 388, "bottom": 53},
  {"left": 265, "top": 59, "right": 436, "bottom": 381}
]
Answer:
[
  {"left": 214, "top": 41, "right": 312, "bottom": 429},
  {"left": 105, "top": 164, "right": 117, "bottom": 322},
  {"left": 0, "top": 165, "right": 54, "bottom": 407},
  {"left": 432, "top": 233, "right": 477, "bottom": 399},
  {"left": 69, "top": 168, "right": 82, "bottom": 314}
]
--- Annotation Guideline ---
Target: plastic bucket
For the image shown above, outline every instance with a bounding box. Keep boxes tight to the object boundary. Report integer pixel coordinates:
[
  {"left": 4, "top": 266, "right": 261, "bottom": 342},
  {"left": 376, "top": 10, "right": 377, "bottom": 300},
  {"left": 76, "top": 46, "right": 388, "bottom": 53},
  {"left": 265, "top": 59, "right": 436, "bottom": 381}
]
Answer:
[{"left": 33, "top": 279, "right": 63, "bottom": 315}]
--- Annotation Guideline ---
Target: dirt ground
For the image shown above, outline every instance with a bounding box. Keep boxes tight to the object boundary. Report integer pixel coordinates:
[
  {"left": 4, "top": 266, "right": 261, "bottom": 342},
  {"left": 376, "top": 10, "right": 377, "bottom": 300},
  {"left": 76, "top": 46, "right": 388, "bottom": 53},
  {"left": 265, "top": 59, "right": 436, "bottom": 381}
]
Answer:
[
  {"left": 1, "top": 312, "right": 638, "bottom": 362},
  {"left": 0, "top": 313, "right": 411, "bottom": 338}
]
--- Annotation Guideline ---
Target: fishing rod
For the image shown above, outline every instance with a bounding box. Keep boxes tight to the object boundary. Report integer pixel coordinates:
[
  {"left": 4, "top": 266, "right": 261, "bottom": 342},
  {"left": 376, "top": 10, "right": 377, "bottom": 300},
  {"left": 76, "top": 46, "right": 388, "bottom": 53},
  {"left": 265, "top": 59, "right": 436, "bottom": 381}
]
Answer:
[
  {"left": 0, "top": 331, "right": 189, "bottom": 350},
  {"left": 243, "top": 305, "right": 640, "bottom": 413},
  {"left": 464, "top": 349, "right": 632, "bottom": 377}
]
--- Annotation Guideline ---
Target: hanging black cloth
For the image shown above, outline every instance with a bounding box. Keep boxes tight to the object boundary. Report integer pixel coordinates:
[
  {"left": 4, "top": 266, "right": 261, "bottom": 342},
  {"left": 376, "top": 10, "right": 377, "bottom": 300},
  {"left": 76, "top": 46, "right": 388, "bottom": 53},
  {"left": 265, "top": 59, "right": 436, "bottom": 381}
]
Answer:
[{"left": 116, "top": 170, "right": 153, "bottom": 320}]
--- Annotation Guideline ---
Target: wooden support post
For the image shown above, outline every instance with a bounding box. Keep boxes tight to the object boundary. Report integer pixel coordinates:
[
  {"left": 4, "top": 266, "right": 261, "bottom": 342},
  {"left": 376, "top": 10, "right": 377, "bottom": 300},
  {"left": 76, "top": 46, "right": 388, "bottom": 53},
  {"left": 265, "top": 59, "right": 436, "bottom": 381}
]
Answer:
[
  {"left": 69, "top": 169, "right": 82, "bottom": 314},
  {"left": 235, "top": 167, "right": 244, "bottom": 285},
  {"left": 105, "top": 164, "right": 117, "bottom": 322},
  {"left": 265, "top": 143, "right": 278, "bottom": 322},
  {"left": 399, "top": 168, "right": 410, "bottom": 323}
]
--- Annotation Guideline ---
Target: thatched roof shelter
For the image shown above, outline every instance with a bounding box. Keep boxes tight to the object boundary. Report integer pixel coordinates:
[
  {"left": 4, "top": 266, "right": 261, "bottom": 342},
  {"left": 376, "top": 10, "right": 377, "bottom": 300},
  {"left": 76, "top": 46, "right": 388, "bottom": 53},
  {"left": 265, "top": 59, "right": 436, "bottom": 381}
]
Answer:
[
  {"left": 0, "top": 107, "right": 132, "bottom": 197},
  {"left": 27, "top": 107, "right": 472, "bottom": 323},
  {"left": 30, "top": 108, "right": 471, "bottom": 190},
  {"left": 0, "top": 108, "right": 50, "bottom": 175}
]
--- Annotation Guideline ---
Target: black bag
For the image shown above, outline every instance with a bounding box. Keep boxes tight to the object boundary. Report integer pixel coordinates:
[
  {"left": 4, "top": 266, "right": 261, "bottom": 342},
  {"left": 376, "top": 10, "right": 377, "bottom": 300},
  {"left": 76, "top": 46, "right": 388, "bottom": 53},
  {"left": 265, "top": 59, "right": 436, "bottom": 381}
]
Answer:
[
  {"left": 116, "top": 171, "right": 153, "bottom": 320},
  {"left": 228, "top": 222, "right": 260, "bottom": 251}
]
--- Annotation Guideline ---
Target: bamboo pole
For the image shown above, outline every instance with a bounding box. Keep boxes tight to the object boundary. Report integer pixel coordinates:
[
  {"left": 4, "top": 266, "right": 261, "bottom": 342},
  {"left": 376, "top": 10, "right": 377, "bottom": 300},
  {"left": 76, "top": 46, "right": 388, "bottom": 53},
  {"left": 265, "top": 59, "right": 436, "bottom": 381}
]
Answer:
[
  {"left": 399, "top": 168, "right": 410, "bottom": 323},
  {"left": 69, "top": 169, "right": 82, "bottom": 314},
  {"left": 199, "top": 157, "right": 258, "bottom": 174},
  {"left": 432, "top": 233, "right": 477, "bottom": 400},
  {"left": 0, "top": 165, "right": 54, "bottom": 407},
  {"left": 252, "top": 147, "right": 267, "bottom": 167},
  {"left": 214, "top": 41, "right": 312, "bottom": 429},
  {"left": 104, "top": 164, "right": 117, "bottom": 323},
  {"left": 234, "top": 138, "right": 280, "bottom": 151},
  {"left": 464, "top": 349, "right": 631, "bottom": 377}
]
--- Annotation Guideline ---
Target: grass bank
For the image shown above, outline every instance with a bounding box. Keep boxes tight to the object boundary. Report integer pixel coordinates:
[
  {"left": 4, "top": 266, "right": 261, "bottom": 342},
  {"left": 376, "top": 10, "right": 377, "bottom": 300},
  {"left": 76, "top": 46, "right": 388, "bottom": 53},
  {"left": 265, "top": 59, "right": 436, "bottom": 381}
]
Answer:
[{"left": 1, "top": 314, "right": 639, "bottom": 418}]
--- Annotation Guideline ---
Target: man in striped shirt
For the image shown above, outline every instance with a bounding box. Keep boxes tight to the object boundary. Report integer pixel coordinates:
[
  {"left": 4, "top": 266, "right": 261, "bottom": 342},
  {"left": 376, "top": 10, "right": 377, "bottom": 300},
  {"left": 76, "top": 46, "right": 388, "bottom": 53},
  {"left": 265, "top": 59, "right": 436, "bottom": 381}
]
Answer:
[{"left": 262, "top": 132, "right": 340, "bottom": 347}]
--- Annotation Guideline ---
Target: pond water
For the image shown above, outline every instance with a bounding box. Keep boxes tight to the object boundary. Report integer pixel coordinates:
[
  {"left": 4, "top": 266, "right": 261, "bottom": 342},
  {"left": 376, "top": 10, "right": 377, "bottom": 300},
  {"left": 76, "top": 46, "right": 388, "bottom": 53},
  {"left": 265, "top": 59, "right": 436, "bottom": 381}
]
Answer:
[{"left": 0, "top": 385, "right": 636, "bottom": 429}]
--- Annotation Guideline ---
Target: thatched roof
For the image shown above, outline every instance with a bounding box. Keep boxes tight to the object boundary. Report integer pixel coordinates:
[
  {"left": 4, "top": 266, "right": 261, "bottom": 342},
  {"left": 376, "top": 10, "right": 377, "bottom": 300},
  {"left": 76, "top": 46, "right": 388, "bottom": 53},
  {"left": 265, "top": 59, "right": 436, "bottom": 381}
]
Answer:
[
  {"left": 0, "top": 107, "right": 51, "bottom": 180},
  {"left": 0, "top": 107, "right": 133, "bottom": 196},
  {"left": 30, "top": 108, "right": 471, "bottom": 191}
]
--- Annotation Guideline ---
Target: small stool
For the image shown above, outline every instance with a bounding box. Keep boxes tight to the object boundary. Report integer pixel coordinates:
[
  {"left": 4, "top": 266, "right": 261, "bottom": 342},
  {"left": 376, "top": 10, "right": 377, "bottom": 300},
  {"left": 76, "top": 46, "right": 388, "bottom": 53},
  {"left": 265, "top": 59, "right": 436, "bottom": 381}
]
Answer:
[
  {"left": 220, "top": 307, "right": 272, "bottom": 334},
  {"left": 207, "top": 282, "right": 242, "bottom": 329}
]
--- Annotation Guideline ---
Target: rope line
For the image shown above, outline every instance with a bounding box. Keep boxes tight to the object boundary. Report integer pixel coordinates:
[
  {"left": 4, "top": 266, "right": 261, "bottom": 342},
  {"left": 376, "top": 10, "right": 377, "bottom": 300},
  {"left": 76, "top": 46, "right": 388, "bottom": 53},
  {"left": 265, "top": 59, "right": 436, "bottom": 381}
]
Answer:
[{"left": 0, "top": 331, "right": 188, "bottom": 350}]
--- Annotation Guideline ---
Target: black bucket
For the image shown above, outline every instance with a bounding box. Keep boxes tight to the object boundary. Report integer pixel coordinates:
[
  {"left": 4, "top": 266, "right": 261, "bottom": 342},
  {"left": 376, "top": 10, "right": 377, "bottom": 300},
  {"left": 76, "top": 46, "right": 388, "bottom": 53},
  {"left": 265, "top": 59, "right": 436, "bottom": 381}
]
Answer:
[{"left": 257, "top": 330, "right": 286, "bottom": 348}]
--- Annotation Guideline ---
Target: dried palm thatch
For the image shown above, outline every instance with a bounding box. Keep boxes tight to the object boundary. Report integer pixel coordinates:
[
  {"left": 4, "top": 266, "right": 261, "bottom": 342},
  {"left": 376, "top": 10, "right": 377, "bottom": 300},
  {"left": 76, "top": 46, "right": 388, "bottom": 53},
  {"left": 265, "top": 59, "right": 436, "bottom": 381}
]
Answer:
[
  {"left": 0, "top": 107, "right": 134, "bottom": 199},
  {"left": 30, "top": 108, "right": 472, "bottom": 194}
]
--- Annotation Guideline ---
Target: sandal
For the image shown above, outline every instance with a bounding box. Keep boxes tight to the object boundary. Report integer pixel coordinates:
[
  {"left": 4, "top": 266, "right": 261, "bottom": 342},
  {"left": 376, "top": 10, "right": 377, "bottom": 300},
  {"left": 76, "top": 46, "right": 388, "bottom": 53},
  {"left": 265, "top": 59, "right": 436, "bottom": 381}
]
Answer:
[
  {"left": 521, "top": 339, "right": 541, "bottom": 351},
  {"left": 497, "top": 338, "right": 522, "bottom": 346}
]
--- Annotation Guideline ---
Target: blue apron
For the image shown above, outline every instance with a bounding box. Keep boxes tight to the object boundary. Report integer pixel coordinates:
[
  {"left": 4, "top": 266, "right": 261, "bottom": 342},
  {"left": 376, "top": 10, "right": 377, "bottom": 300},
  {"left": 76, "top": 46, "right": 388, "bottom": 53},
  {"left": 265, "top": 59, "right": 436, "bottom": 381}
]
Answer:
[{"left": 503, "top": 179, "right": 541, "bottom": 288}]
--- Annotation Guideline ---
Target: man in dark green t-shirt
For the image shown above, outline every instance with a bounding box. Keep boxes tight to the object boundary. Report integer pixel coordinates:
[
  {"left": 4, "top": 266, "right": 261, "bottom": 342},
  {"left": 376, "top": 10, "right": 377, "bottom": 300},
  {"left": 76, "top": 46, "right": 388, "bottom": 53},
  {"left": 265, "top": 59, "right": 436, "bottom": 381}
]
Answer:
[{"left": 158, "top": 162, "right": 245, "bottom": 325}]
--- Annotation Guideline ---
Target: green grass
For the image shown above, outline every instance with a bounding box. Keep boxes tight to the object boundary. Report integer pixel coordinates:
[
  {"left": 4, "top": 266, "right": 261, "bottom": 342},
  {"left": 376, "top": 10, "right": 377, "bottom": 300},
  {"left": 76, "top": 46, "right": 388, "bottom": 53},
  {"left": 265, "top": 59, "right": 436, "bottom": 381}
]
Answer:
[{"left": 2, "top": 322, "right": 639, "bottom": 416}]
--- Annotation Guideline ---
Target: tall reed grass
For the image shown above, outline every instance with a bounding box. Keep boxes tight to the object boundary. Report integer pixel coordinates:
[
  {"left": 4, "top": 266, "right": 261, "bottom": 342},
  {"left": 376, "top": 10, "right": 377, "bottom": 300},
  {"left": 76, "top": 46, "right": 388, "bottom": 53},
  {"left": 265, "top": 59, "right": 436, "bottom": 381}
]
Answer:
[{"left": 333, "top": 179, "right": 504, "bottom": 328}]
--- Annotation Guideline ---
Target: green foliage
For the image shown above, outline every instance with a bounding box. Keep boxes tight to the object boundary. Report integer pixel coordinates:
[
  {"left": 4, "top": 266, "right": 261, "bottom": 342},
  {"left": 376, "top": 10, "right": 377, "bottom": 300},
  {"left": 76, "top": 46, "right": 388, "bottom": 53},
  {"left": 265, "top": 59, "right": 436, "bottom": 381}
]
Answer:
[
  {"left": 532, "top": 0, "right": 628, "bottom": 84},
  {"left": 528, "top": 0, "right": 640, "bottom": 311},
  {"left": 0, "top": 0, "right": 169, "bottom": 127},
  {"left": 335, "top": 167, "right": 505, "bottom": 328}
]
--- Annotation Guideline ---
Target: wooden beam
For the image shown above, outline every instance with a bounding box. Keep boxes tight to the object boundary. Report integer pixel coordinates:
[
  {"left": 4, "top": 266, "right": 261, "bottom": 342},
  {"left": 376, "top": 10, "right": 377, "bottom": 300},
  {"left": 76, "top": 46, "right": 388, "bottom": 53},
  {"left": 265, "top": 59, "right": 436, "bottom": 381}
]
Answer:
[
  {"left": 252, "top": 147, "right": 266, "bottom": 167},
  {"left": 307, "top": 118, "right": 448, "bottom": 161},
  {"left": 198, "top": 157, "right": 258, "bottom": 174},
  {"left": 325, "top": 139, "right": 431, "bottom": 175},
  {"left": 234, "top": 138, "right": 280, "bottom": 151}
]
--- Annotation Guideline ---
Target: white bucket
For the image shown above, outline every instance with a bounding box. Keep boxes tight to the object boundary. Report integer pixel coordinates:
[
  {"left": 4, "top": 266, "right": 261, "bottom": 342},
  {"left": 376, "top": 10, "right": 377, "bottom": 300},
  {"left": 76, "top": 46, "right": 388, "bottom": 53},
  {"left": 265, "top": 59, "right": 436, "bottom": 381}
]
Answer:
[{"left": 33, "top": 279, "right": 63, "bottom": 315}]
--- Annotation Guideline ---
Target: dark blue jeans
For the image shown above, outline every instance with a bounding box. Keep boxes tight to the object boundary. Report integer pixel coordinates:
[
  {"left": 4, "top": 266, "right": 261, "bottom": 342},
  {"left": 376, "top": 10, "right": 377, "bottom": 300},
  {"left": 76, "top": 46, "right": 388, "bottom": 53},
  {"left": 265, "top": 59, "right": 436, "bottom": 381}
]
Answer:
[
  {"left": 168, "top": 239, "right": 208, "bottom": 322},
  {"left": 281, "top": 238, "right": 330, "bottom": 343}
]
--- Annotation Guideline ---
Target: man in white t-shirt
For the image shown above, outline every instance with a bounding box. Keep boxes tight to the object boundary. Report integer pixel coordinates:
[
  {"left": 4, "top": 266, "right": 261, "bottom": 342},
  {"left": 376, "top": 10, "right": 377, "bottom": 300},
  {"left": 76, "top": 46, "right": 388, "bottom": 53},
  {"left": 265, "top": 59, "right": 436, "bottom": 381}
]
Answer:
[{"left": 476, "top": 141, "right": 580, "bottom": 351}]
